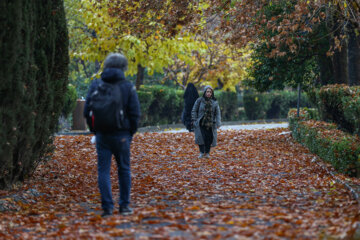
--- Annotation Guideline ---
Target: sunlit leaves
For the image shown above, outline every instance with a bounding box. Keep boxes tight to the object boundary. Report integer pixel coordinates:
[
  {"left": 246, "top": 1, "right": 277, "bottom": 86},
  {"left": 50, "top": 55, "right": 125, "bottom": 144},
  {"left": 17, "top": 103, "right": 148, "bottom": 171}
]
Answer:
[
  {"left": 65, "top": 0, "right": 210, "bottom": 80},
  {"left": 65, "top": 0, "right": 254, "bottom": 89},
  {"left": 163, "top": 33, "right": 253, "bottom": 90},
  {"left": 65, "top": 0, "right": 360, "bottom": 84}
]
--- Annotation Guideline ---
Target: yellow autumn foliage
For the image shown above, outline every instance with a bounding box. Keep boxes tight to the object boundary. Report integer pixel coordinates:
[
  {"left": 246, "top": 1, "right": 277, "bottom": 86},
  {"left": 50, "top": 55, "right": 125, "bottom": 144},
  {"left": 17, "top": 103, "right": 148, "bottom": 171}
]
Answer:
[{"left": 65, "top": 0, "right": 253, "bottom": 90}]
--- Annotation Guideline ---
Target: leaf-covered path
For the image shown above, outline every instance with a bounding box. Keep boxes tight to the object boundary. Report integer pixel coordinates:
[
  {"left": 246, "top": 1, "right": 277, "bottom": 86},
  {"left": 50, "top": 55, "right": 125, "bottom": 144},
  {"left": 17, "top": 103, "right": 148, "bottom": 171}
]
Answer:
[{"left": 1, "top": 128, "right": 360, "bottom": 239}]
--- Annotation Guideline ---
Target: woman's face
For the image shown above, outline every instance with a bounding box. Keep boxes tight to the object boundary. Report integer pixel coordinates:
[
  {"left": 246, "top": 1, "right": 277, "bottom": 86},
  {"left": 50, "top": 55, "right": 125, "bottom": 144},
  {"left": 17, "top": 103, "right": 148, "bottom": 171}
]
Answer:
[{"left": 205, "top": 88, "right": 213, "bottom": 98}]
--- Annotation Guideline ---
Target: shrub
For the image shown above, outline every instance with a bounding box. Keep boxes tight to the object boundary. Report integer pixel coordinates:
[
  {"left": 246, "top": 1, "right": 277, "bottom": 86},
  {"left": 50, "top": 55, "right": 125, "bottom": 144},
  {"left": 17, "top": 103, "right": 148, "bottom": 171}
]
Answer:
[
  {"left": 137, "top": 85, "right": 243, "bottom": 126},
  {"left": 62, "top": 84, "right": 78, "bottom": 118},
  {"left": 243, "top": 90, "right": 313, "bottom": 120},
  {"left": 138, "top": 85, "right": 184, "bottom": 126},
  {"left": 342, "top": 88, "right": 360, "bottom": 136},
  {"left": 0, "top": 1, "right": 69, "bottom": 189},
  {"left": 267, "top": 91, "right": 296, "bottom": 119},
  {"left": 288, "top": 108, "right": 360, "bottom": 177},
  {"left": 311, "top": 84, "right": 360, "bottom": 136},
  {"left": 317, "top": 84, "right": 353, "bottom": 133},
  {"left": 243, "top": 91, "right": 272, "bottom": 120},
  {"left": 137, "top": 87, "right": 155, "bottom": 126},
  {"left": 215, "top": 90, "right": 239, "bottom": 121},
  {"left": 238, "top": 107, "right": 246, "bottom": 121}
]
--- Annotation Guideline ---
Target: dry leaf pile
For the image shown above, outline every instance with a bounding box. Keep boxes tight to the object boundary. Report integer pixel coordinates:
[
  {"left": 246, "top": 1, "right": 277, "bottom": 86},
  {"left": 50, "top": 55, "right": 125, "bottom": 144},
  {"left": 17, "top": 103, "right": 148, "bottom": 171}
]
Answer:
[{"left": 0, "top": 128, "right": 359, "bottom": 239}]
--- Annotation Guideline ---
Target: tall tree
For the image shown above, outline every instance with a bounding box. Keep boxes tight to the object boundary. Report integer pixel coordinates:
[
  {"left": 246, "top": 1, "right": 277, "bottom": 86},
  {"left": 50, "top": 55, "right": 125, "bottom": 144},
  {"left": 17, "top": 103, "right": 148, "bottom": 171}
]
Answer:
[
  {"left": 244, "top": 1, "right": 331, "bottom": 91},
  {"left": 163, "top": 30, "right": 253, "bottom": 91},
  {"left": 208, "top": 0, "right": 360, "bottom": 86},
  {"left": 73, "top": 0, "right": 252, "bottom": 90},
  {"left": 0, "top": 0, "right": 69, "bottom": 189},
  {"left": 69, "top": 0, "right": 204, "bottom": 89}
]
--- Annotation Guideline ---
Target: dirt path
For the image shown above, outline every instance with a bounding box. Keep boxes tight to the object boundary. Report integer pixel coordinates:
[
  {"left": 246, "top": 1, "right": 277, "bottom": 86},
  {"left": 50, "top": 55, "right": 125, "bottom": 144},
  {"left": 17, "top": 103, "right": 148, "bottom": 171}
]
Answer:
[{"left": 1, "top": 129, "right": 359, "bottom": 239}]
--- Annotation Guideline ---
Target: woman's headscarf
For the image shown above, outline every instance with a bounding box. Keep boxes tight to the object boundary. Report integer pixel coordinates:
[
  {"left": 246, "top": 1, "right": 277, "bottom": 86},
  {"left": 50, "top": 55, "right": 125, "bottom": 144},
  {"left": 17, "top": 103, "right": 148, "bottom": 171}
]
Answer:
[{"left": 184, "top": 83, "right": 199, "bottom": 106}]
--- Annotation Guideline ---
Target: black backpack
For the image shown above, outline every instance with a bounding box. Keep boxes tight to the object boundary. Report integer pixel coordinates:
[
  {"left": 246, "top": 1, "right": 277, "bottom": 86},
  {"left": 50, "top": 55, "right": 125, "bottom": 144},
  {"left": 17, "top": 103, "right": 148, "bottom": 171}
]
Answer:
[{"left": 89, "top": 80, "right": 124, "bottom": 132}]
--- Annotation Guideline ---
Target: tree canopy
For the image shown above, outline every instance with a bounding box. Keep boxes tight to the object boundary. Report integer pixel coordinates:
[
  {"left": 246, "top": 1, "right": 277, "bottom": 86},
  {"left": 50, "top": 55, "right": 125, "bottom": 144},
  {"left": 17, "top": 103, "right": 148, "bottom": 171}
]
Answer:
[
  {"left": 66, "top": 0, "right": 360, "bottom": 91},
  {"left": 65, "top": 0, "right": 254, "bottom": 91}
]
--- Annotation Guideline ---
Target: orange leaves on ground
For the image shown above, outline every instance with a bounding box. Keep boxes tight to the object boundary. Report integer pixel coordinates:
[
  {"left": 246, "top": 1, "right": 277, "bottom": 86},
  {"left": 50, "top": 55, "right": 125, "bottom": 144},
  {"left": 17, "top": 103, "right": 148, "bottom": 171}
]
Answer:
[{"left": 0, "top": 129, "right": 359, "bottom": 239}]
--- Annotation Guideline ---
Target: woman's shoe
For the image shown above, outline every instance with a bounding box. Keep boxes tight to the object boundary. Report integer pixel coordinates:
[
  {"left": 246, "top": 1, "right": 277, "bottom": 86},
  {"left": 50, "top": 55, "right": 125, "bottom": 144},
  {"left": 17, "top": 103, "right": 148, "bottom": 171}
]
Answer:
[{"left": 198, "top": 153, "right": 204, "bottom": 158}]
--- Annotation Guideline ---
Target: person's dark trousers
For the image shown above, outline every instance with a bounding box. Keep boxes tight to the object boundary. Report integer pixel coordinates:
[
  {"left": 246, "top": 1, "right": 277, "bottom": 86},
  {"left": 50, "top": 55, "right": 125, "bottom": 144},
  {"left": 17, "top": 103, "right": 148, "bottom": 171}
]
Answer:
[
  {"left": 200, "top": 126, "right": 213, "bottom": 154},
  {"left": 96, "top": 132, "right": 132, "bottom": 212}
]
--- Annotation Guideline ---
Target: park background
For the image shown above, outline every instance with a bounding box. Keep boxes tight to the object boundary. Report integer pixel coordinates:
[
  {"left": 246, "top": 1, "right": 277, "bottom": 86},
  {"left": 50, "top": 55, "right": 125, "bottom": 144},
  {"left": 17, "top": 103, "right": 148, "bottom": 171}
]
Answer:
[
  {"left": 60, "top": 0, "right": 358, "bottom": 130},
  {"left": 57, "top": 0, "right": 360, "bottom": 179},
  {"left": 1, "top": 0, "right": 360, "bottom": 191},
  {"left": 1, "top": 1, "right": 360, "bottom": 238}
]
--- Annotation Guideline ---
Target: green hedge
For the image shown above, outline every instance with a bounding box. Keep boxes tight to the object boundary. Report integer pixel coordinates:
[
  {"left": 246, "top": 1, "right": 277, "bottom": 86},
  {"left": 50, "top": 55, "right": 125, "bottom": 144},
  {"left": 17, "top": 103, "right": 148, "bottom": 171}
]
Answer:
[
  {"left": 243, "top": 90, "right": 313, "bottom": 120},
  {"left": 0, "top": 1, "right": 69, "bottom": 189},
  {"left": 62, "top": 84, "right": 78, "bottom": 118},
  {"left": 215, "top": 90, "right": 239, "bottom": 121},
  {"left": 137, "top": 86, "right": 243, "bottom": 126},
  {"left": 138, "top": 85, "right": 183, "bottom": 126},
  {"left": 310, "top": 84, "right": 360, "bottom": 136},
  {"left": 136, "top": 87, "right": 316, "bottom": 126},
  {"left": 343, "top": 88, "right": 360, "bottom": 136},
  {"left": 288, "top": 108, "right": 360, "bottom": 177}
]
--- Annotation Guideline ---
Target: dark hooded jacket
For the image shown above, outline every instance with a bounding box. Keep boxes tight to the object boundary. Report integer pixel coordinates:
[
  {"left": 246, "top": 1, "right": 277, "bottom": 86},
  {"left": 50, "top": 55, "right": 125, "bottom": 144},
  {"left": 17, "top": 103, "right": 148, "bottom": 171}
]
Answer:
[
  {"left": 181, "top": 83, "right": 199, "bottom": 132},
  {"left": 83, "top": 68, "right": 140, "bottom": 135}
]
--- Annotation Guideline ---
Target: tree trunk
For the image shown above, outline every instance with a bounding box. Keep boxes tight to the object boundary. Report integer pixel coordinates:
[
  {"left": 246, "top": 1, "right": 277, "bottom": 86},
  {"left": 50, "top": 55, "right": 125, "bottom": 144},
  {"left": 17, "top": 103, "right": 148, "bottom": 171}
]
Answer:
[
  {"left": 136, "top": 64, "right": 145, "bottom": 90},
  {"left": 347, "top": 25, "right": 360, "bottom": 86},
  {"left": 332, "top": 44, "right": 348, "bottom": 84},
  {"left": 182, "top": 65, "right": 190, "bottom": 87},
  {"left": 326, "top": 8, "right": 349, "bottom": 85},
  {"left": 317, "top": 54, "right": 334, "bottom": 85},
  {"left": 329, "top": 10, "right": 349, "bottom": 84}
]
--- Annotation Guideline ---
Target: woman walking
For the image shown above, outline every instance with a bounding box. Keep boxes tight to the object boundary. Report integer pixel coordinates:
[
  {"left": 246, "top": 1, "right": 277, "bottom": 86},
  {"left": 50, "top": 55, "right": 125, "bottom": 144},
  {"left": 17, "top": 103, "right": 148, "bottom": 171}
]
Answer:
[{"left": 191, "top": 86, "right": 221, "bottom": 158}]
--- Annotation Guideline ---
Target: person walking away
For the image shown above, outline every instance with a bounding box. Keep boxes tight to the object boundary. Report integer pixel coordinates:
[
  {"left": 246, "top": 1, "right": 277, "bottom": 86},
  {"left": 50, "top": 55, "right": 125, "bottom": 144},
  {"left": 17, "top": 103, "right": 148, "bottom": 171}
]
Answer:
[
  {"left": 181, "top": 83, "right": 199, "bottom": 132},
  {"left": 84, "top": 53, "right": 140, "bottom": 217},
  {"left": 191, "top": 86, "right": 221, "bottom": 158}
]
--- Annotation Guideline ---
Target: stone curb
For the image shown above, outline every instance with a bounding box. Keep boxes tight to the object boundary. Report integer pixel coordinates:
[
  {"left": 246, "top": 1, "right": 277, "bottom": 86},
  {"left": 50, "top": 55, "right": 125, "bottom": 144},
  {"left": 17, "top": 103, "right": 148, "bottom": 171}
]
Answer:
[{"left": 312, "top": 157, "right": 360, "bottom": 206}]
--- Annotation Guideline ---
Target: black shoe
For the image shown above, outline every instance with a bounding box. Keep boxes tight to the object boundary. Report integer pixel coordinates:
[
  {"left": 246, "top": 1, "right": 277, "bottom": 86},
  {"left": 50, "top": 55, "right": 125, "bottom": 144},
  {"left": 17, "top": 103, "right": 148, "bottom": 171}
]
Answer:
[
  {"left": 119, "top": 206, "right": 133, "bottom": 215},
  {"left": 101, "top": 209, "right": 113, "bottom": 217}
]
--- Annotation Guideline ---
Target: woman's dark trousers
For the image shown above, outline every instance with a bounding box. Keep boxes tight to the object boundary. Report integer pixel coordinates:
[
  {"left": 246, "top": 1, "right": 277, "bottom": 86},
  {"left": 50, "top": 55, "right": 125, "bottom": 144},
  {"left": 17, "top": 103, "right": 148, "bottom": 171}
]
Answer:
[{"left": 199, "top": 126, "right": 213, "bottom": 154}]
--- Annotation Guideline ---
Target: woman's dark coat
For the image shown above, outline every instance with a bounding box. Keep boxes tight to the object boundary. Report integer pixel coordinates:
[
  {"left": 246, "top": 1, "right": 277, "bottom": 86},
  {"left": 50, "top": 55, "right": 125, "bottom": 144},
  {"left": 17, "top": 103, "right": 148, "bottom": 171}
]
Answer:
[{"left": 181, "top": 83, "right": 199, "bottom": 132}]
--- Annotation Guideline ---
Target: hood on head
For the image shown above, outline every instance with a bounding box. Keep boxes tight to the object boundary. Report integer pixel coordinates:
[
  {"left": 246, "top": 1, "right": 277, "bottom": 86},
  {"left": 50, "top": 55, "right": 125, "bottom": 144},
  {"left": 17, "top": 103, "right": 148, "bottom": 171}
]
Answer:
[
  {"left": 184, "top": 83, "right": 199, "bottom": 99},
  {"left": 101, "top": 68, "right": 126, "bottom": 83},
  {"left": 202, "top": 85, "right": 215, "bottom": 99},
  {"left": 203, "top": 85, "right": 213, "bottom": 94}
]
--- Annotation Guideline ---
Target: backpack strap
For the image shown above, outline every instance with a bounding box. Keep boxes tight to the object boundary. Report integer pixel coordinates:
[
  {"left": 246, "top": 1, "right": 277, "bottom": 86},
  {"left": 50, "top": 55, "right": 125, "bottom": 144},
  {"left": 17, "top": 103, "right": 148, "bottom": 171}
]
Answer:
[{"left": 114, "top": 81, "right": 125, "bottom": 127}]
